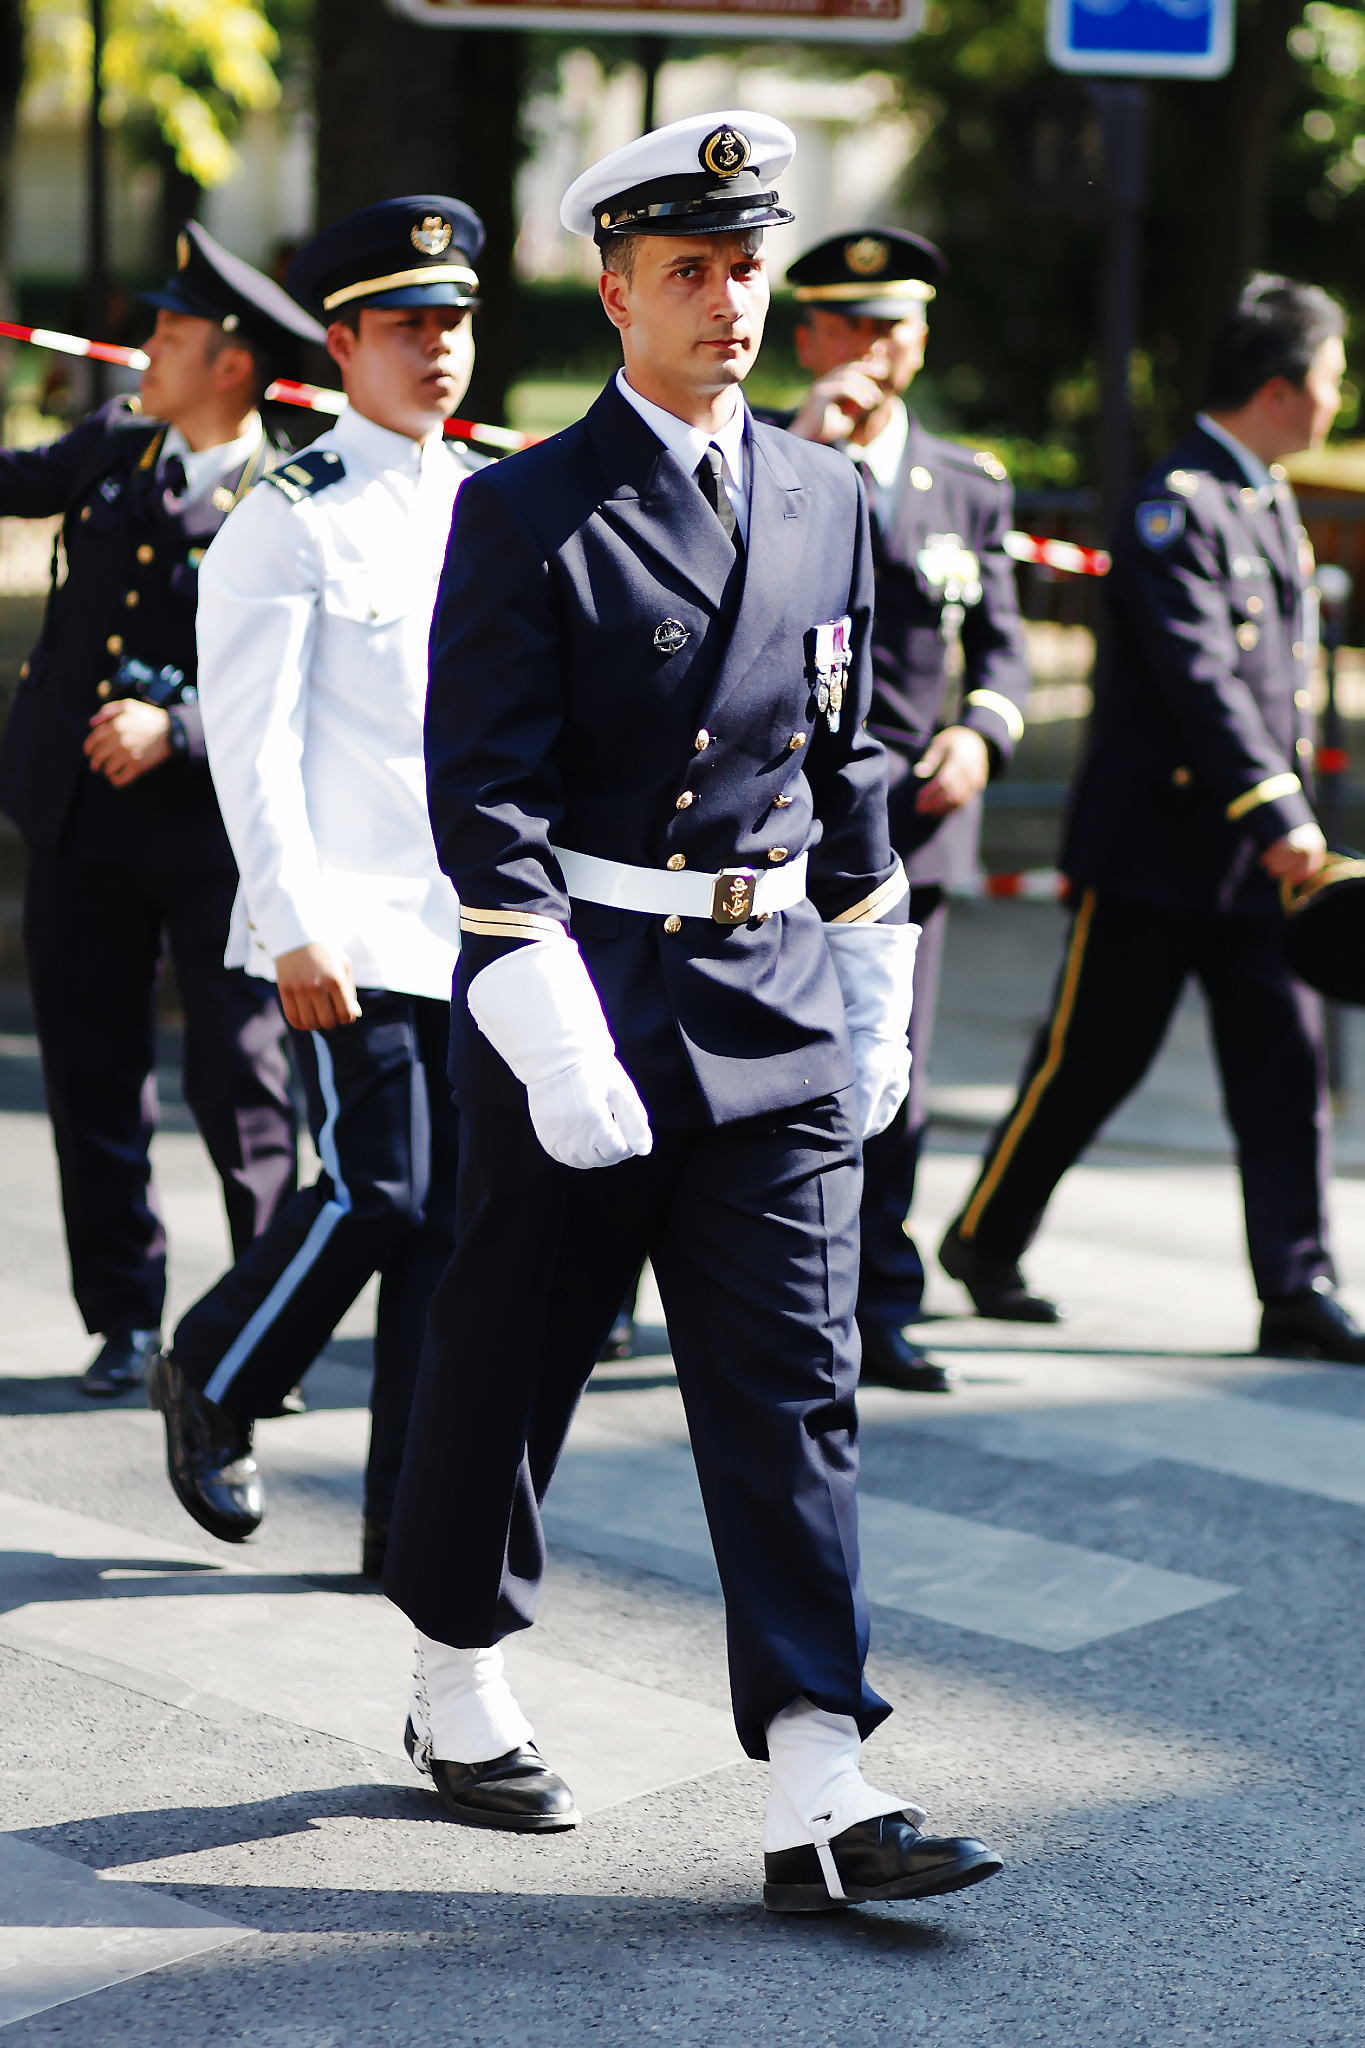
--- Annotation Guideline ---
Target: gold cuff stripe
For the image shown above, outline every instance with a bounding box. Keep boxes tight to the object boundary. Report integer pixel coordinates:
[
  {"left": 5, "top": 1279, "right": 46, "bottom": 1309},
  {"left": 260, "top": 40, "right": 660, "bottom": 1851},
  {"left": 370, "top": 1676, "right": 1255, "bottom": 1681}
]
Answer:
[
  {"left": 829, "top": 862, "right": 910, "bottom": 926},
  {"left": 1226, "top": 772, "right": 1301, "bottom": 822},
  {"left": 964, "top": 689, "right": 1026, "bottom": 743},
  {"left": 458, "top": 907, "right": 567, "bottom": 940},
  {"left": 323, "top": 264, "right": 479, "bottom": 311},
  {"left": 793, "top": 281, "right": 935, "bottom": 306},
  {"left": 960, "top": 887, "right": 1097, "bottom": 1242}
]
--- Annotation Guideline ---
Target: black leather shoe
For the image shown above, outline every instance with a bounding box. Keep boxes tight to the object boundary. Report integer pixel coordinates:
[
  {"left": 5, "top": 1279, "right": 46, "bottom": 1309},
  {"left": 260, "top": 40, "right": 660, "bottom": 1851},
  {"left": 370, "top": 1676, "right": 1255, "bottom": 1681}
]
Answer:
[
  {"left": 78, "top": 1329, "right": 160, "bottom": 1398},
  {"left": 764, "top": 1812, "right": 1003, "bottom": 1913},
  {"left": 1259, "top": 1279, "right": 1365, "bottom": 1364},
  {"left": 598, "top": 1308, "right": 634, "bottom": 1362},
  {"left": 147, "top": 1352, "right": 263, "bottom": 1542},
  {"left": 859, "top": 1319, "right": 954, "bottom": 1393},
  {"left": 939, "top": 1223, "right": 1069, "bottom": 1323},
  {"left": 360, "top": 1517, "right": 388, "bottom": 1579},
  {"left": 404, "top": 1718, "right": 580, "bottom": 1831}
]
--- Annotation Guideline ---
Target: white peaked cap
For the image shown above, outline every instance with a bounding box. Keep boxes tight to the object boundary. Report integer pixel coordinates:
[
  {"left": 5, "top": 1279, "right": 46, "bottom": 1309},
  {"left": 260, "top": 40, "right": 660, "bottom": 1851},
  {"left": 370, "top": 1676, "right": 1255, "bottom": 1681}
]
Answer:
[{"left": 560, "top": 110, "right": 797, "bottom": 242}]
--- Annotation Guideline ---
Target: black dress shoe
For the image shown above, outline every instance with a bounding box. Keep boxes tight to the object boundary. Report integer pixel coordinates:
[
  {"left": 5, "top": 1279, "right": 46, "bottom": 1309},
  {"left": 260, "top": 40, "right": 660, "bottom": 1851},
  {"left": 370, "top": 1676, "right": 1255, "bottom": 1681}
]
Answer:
[
  {"left": 360, "top": 1517, "right": 388, "bottom": 1579},
  {"left": 78, "top": 1329, "right": 160, "bottom": 1399},
  {"left": 147, "top": 1352, "right": 263, "bottom": 1543},
  {"left": 404, "top": 1718, "right": 580, "bottom": 1831},
  {"left": 764, "top": 1811, "right": 1004, "bottom": 1913},
  {"left": 859, "top": 1319, "right": 954, "bottom": 1393},
  {"left": 1259, "top": 1279, "right": 1365, "bottom": 1364},
  {"left": 598, "top": 1308, "right": 634, "bottom": 1362},
  {"left": 939, "top": 1223, "right": 1069, "bottom": 1324}
]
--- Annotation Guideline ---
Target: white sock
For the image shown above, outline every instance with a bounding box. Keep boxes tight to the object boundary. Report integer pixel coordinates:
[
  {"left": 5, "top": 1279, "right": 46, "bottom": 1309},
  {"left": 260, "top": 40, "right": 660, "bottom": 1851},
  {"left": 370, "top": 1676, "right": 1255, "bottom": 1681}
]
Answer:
[
  {"left": 409, "top": 1633, "right": 535, "bottom": 1766},
  {"left": 762, "top": 1697, "right": 926, "bottom": 1854}
]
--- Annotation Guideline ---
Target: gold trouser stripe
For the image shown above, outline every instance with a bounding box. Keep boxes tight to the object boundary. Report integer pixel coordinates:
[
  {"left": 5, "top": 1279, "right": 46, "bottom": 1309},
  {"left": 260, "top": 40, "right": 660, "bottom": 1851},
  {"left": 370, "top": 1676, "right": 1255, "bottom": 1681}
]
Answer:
[
  {"left": 323, "top": 264, "right": 479, "bottom": 311},
  {"left": 964, "top": 688, "right": 1026, "bottom": 743},
  {"left": 960, "top": 887, "right": 1097, "bottom": 1242},
  {"left": 459, "top": 906, "right": 567, "bottom": 940},
  {"left": 829, "top": 861, "right": 909, "bottom": 925},
  {"left": 1226, "top": 771, "right": 1301, "bottom": 822}
]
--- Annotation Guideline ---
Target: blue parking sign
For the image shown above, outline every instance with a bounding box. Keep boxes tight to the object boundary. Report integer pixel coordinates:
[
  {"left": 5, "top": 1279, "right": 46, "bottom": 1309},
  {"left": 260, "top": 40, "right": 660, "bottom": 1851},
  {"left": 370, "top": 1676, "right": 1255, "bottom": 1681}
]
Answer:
[{"left": 1047, "top": 0, "right": 1233, "bottom": 77}]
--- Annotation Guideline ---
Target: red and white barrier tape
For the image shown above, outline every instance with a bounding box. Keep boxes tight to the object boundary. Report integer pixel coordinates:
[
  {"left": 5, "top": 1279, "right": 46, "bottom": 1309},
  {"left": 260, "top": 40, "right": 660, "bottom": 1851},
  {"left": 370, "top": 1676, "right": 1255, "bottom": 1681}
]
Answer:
[
  {"left": 950, "top": 869, "right": 1070, "bottom": 900},
  {"left": 1003, "top": 531, "right": 1110, "bottom": 577}
]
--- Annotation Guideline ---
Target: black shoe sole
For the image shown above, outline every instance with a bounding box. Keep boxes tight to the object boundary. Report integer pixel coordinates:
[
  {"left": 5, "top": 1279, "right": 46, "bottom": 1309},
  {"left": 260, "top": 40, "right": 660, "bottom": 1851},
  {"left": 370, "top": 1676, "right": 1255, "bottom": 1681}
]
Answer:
[
  {"left": 1258, "top": 1334, "right": 1365, "bottom": 1366},
  {"left": 860, "top": 1368, "right": 955, "bottom": 1394},
  {"left": 763, "top": 1849, "right": 1004, "bottom": 1914},
  {"left": 147, "top": 1360, "right": 262, "bottom": 1545},
  {"left": 939, "top": 1235, "right": 1067, "bottom": 1324}
]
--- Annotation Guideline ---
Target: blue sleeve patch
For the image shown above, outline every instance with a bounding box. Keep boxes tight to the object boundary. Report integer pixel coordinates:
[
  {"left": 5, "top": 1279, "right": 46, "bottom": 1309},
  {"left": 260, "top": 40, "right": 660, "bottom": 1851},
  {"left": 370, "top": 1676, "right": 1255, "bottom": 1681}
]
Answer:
[
  {"left": 263, "top": 449, "right": 346, "bottom": 503},
  {"left": 1136, "top": 500, "right": 1185, "bottom": 550}
]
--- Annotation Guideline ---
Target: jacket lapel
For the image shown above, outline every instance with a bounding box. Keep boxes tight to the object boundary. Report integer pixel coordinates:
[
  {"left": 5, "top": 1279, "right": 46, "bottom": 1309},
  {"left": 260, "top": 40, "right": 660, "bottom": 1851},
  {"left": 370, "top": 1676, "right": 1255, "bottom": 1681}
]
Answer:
[
  {"left": 698, "top": 416, "right": 808, "bottom": 730},
  {"left": 584, "top": 379, "right": 738, "bottom": 614}
]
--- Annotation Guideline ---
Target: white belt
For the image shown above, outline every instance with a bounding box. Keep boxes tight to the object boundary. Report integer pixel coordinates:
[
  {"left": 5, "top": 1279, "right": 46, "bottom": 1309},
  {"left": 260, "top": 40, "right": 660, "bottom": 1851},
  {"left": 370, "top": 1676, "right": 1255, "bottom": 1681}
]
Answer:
[{"left": 550, "top": 845, "right": 808, "bottom": 927}]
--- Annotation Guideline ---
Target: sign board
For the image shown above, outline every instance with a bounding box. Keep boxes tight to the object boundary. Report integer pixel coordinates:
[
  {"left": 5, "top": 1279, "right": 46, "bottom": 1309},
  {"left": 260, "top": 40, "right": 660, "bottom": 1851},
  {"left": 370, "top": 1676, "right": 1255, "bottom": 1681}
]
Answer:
[
  {"left": 390, "top": 0, "right": 922, "bottom": 43},
  {"left": 1047, "top": 0, "right": 1233, "bottom": 77}
]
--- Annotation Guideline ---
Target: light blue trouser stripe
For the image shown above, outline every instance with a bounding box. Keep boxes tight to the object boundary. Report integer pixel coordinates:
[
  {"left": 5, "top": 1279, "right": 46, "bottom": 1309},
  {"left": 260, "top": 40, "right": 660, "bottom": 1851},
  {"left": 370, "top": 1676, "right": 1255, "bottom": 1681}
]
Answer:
[{"left": 204, "top": 1033, "right": 353, "bottom": 1405}]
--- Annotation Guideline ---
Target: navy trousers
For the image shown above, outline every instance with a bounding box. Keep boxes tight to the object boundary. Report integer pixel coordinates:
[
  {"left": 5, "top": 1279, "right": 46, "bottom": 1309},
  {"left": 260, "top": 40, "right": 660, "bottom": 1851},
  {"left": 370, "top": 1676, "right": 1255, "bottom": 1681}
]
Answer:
[
  {"left": 384, "top": 1087, "right": 890, "bottom": 1762},
  {"left": 857, "top": 885, "right": 947, "bottom": 1326},
  {"left": 23, "top": 845, "right": 296, "bottom": 1337},
  {"left": 173, "top": 991, "right": 460, "bottom": 1521},
  {"left": 953, "top": 889, "right": 1332, "bottom": 1303}
]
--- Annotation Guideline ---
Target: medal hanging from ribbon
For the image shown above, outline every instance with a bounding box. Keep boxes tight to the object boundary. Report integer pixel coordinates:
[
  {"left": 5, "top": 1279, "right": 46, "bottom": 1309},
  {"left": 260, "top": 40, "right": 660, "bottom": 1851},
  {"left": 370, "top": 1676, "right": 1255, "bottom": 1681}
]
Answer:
[{"left": 813, "top": 614, "right": 853, "bottom": 735}]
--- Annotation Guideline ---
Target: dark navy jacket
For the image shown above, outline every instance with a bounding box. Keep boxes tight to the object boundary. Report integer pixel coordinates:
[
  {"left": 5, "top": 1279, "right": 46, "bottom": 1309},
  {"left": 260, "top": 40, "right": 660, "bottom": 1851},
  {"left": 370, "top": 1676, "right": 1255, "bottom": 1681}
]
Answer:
[
  {"left": 0, "top": 398, "right": 279, "bottom": 870},
  {"left": 1063, "top": 424, "right": 1318, "bottom": 918},
  {"left": 425, "top": 376, "right": 905, "bottom": 1128},
  {"left": 865, "top": 414, "right": 1031, "bottom": 880}
]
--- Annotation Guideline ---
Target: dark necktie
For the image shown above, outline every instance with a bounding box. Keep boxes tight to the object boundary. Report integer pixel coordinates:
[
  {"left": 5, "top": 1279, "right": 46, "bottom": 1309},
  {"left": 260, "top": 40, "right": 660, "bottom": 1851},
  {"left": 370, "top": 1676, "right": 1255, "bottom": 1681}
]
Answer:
[
  {"left": 161, "top": 453, "right": 188, "bottom": 502},
  {"left": 695, "top": 445, "right": 742, "bottom": 554}
]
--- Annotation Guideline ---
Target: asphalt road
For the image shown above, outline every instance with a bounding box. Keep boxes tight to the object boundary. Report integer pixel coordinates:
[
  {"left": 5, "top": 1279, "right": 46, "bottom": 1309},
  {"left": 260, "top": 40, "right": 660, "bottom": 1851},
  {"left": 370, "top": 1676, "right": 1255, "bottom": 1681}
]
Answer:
[{"left": 3, "top": 908, "right": 1365, "bottom": 2046}]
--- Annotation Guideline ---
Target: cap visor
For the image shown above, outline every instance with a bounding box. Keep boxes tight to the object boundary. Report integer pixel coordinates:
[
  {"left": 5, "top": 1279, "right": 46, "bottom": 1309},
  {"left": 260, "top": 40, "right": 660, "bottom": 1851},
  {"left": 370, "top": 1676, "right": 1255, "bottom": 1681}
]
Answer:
[
  {"left": 835, "top": 296, "right": 929, "bottom": 320},
  {"left": 138, "top": 282, "right": 206, "bottom": 317},
  {"left": 351, "top": 284, "right": 480, "bottom": 311}
]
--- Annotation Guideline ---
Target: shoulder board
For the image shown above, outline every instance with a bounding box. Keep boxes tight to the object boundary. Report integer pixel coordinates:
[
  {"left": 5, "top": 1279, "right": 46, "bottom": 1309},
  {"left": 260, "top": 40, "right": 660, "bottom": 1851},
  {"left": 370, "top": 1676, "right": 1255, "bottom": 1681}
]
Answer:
[
  {"left": 1165, "top": 469, "right": 1201, "bottom": 499},
  {"left": 262, "top": 449, "right": 346, "bottom": 504}
]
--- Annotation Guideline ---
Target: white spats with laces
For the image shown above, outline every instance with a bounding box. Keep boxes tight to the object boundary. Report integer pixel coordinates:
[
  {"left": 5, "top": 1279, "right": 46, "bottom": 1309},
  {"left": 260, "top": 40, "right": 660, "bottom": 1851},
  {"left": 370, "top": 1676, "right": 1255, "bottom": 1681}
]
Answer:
[
  {"left": 409, "top": 1634, "right": 535, "bottom": 1767},
  {"left": 764, "top": 1699, "right": 926, "bottom": 1900}
]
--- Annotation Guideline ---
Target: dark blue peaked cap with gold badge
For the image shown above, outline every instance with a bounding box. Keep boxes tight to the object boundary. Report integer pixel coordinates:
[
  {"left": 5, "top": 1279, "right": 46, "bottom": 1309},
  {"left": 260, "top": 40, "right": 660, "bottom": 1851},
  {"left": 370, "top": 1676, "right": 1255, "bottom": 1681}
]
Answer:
[
  {"left": 561, "top": 111, "right": 795, "bottom": 247},
  {"left": 786, "top": 227, "right": 946, "bottom": 321},
  {"left": 285, "top": 196, "right": 485, "bottom": 323},
  {"left": 142, "top": 220, "right": 326, "bottom": 355}
]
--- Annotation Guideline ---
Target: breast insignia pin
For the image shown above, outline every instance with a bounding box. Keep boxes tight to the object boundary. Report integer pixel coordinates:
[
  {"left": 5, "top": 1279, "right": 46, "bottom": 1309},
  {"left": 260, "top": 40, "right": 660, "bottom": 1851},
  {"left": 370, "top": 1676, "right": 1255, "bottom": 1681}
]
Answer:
[
  {"left": 813, "top": 615, "right": 853, "bottom": 734},
  {"left": 654, "top": 618, "right": 689, "bottom": 655}
]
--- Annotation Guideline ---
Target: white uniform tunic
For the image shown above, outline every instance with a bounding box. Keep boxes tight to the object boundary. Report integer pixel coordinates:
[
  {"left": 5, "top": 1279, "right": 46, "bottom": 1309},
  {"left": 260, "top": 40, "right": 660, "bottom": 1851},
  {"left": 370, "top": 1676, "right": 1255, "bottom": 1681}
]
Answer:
[{"left": 197, "top": 405, "right": 467, "bottom": 1001}]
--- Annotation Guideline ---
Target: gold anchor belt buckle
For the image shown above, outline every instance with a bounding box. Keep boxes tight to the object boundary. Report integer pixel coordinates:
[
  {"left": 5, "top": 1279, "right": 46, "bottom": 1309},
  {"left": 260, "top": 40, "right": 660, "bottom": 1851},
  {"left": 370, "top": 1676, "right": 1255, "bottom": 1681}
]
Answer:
[{"left": 710, "top": 868, "right": 757, "bottom": 926}]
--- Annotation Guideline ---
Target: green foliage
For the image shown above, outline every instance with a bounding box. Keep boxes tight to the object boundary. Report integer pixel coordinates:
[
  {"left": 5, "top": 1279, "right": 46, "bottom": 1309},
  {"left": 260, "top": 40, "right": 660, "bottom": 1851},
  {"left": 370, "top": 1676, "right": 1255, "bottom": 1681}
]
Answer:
[{"left": 25, "top": 0, "right": 282, "bottom": 186}]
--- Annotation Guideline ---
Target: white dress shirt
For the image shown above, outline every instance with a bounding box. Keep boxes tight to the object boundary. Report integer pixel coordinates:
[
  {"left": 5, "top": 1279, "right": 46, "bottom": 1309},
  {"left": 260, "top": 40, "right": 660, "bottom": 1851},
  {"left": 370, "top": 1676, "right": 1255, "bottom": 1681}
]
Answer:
[
  {"left": 846, "top": 397, "right": 909, "bottom": 529},
  {"left": 161, "top": 415, "right": 265, "bottom": 530},
  {"left": 196, "top": 404, "right": 465, "bottom": 1001},
  {"left": 615, "top": 369, "right": 750, "bottom": 544},
  {"left": 1195, "top": 411, "right": 1275, "bottom": 501}
]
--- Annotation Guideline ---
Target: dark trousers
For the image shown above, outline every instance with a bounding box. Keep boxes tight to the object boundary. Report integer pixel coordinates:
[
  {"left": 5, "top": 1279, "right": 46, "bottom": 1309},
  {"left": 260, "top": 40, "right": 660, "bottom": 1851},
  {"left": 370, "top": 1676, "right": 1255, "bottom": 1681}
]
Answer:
[
  {"left": 954, "top": 889, "right": 1332, "bottom": 1303},
  {"left": 384, "top": 1088, "right": 890, "bottom": 1762},
  {"left": 857, "top": 886, "right": 947, "bottom": 1325},
  {"left": 172, "top": 991, "right": 459, "bottom": 1521},
  {"left": 23, "top": 845, "right": 296, "bottom": 1336}
]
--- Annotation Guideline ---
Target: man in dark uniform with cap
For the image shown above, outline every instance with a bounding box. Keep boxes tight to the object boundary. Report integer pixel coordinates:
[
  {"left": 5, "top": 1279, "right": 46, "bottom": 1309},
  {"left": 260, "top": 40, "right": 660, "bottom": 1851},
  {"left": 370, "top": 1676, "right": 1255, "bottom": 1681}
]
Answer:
[
  {"left": 383, "top": 114, "right": 1003, "bottom": 1914},
  {"left": 782, "top": 228, "right": 1031, "bottom": 1389},
  {"left": 941, "top": 275, "right": 1365, "bottom": 1362},
  {"left": 0, "top": 225, "right": 320, "bottom": 1398},
  {"left": 149, "top": 198, "right": 485, "bottom": 1577}
]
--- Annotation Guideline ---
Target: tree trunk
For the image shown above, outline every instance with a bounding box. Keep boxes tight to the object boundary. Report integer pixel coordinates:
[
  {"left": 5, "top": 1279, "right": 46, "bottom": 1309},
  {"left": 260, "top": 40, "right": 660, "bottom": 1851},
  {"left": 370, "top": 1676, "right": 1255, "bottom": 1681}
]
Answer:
[
  {"left": 0, "top": 0, "right": 23, "bottom": 321},
  {"left": 315, "top": 1, "right": 526, "bottom": 423},
  {"left": 1150, "top": 0, "right": 1305, "bottom": 431}
]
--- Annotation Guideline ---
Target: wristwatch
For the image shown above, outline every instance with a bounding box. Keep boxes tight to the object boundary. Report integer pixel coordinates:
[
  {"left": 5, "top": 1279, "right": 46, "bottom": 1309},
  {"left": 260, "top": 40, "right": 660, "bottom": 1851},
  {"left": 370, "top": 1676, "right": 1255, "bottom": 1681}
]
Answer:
[{"left": 166, "top": 710, "right": 190, "bottom": 759}]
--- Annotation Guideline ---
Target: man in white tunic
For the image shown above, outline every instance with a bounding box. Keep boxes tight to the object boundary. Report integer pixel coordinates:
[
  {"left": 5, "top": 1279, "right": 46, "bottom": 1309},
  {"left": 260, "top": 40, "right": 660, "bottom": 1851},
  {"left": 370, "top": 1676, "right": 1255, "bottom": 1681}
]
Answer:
[{"left": 149, "top": 196, "right": 485, "bottom": 1574}]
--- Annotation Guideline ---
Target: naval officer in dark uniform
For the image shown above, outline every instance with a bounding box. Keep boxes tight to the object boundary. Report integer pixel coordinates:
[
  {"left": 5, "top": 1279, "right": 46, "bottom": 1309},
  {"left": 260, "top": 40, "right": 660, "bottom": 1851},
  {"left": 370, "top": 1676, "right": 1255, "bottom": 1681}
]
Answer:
[
  {"left": 0, "top": 226, "right": 320, "bottom": 1396},
  {"left": 384, "top": 112, "right": 1002, "bottom": 1915},
  {"left": 782, "top": 229, "right": 1031, "bottom": 1389},
  {"left": 942, "top": 275, "right": 1365, "bottom": 1362}
]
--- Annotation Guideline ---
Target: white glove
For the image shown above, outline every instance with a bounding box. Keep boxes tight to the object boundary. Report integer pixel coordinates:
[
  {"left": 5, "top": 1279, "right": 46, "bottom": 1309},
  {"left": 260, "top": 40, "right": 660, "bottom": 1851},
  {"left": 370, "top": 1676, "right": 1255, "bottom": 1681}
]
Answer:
[
  {"left": 824, "top": 920, "right": 920, "bottom": 1140},
  {"left": 467, "top": 939, "right": 653, "bottom": 1170}
]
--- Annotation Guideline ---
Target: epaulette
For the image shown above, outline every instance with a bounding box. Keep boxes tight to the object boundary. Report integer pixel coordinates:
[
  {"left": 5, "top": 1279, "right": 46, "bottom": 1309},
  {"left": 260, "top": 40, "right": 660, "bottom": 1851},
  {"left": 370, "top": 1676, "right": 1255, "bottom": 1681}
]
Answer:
[
  {"left": 263, "top": 449, "right": 346, "bottom": 503},
  {"left": 1165, "top": 469, "right": 1201, "bottom": 499}
]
